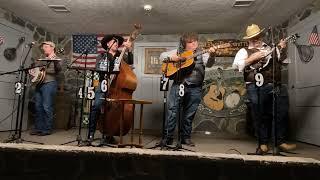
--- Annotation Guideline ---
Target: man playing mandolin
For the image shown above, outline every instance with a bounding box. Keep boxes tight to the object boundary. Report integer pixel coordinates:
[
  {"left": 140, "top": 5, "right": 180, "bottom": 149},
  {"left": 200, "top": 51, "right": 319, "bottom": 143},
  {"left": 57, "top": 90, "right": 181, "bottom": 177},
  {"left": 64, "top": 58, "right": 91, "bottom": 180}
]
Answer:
[
  {"left": 159, "top": 32, "right": 217, "bottom": 146},
  {"left": 29, "top": 41, "right": 62, "bottom": 136},
  {"left": 233, "top": 24, "right": 296, "bottom": 154}
]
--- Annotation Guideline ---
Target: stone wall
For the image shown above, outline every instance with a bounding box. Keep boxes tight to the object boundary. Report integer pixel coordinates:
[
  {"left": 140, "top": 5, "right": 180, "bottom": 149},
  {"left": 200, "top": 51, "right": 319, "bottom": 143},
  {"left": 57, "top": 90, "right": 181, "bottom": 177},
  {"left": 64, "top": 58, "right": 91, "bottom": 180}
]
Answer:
[
  {"left": 1, "top": 8, "right": 73, "bottom": 129},
  {"left": 5, "top": 1, "right": 319, "bottom": 134},
  {"left": 134, "top": 34, "right": 248, "bottom": 135}
]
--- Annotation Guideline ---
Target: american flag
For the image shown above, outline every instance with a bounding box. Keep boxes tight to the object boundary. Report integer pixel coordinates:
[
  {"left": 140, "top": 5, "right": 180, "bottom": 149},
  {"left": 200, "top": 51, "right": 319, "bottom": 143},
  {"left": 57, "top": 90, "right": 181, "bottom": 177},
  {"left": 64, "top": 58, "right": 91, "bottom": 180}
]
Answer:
[
  {"left": 0, "top": 35, "right": 4, "bottom": 46},
  {"left": 72, "top": 34, "right": 129, "bottom": 68},
  {"left": 308, "top": 25, "right": 320, "bottom": 46},
  {"left": 72, "top": 34, "right": 102, "bottom": 68}
]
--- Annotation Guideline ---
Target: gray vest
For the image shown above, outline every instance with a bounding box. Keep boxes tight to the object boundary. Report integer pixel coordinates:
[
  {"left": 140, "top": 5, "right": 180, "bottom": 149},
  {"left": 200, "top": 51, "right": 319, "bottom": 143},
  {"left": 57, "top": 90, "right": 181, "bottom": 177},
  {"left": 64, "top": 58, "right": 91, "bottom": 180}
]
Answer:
[{"left": 183, "top": 52, "right": 205, "bottom": 86}]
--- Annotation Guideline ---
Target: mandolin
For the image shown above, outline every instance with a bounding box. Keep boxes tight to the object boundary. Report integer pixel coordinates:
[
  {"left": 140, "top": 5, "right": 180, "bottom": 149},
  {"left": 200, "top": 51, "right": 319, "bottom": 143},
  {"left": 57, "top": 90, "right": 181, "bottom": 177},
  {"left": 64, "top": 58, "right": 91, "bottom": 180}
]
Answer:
[{"left": 250, "top": 33, "right": 299, "bottom": 71}]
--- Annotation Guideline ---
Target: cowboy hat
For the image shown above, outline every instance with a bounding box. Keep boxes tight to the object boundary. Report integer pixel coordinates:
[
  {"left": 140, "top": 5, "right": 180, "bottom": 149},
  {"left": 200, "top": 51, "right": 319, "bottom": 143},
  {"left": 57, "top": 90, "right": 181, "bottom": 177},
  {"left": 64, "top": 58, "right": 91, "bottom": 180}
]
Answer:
[
  {"left": 243, "top": 24, "right": 265, "bottom": 40},
  {"left": 41, "top": 41, "right": 56, "bottom": 48},
  {"left": 101, "top": 34, "right": 124, "bottom": 50}
]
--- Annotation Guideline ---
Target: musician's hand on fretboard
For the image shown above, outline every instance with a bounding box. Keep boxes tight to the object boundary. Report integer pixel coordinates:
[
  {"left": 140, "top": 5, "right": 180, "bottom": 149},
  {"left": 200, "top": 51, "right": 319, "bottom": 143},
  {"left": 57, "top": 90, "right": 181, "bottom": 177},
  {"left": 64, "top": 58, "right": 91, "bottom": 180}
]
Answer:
[
  {"left": 208, "top": 46, "right": 217, "bottom": 54},
  {"left": 278, "top": 39, "right": 287, "bottom": 49},
  {"left": 28, "top": 68, "right": 36, "bottom": 77},
  {"left": 250, "top": 51, "right": 266, "bottom": 63}
]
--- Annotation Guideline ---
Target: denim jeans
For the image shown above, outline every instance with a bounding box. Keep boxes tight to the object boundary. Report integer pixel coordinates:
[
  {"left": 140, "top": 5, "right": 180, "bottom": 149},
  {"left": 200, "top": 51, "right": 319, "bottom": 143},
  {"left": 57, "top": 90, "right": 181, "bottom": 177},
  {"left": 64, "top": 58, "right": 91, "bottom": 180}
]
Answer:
[
  {"left": 88, "top": 84, "right": 104, "bottom": 137},
  {"left": 165, "top": 83, "right": 202, "bottom": 140},
  {"left": 246, "top": 83, "right": 289, "bottom": 145},
  {"left": 34, "top": 81, "right": 57, "bottom": 133}
]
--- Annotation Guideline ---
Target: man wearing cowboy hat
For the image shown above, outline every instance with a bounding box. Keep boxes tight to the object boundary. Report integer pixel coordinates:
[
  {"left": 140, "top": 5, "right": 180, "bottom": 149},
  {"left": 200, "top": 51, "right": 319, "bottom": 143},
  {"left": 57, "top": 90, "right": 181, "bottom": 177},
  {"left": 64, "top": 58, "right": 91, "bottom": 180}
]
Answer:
[
  {"left": 87, "top": 34, "right": 133, "bottom": 145},
  {"left": 233, "top": 24, "right": 296, "bottom": 154},
  {"left": 29, "top": 41, "right": 62, "bottom": 136}
]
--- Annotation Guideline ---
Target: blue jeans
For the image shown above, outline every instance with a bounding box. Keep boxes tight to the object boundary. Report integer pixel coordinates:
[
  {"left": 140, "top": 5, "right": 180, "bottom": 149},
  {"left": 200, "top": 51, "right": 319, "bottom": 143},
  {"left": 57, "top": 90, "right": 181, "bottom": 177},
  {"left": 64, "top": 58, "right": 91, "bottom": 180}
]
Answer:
[
  {"left": 165, "top": 83, "right": 202, "bottom": 140},
  {"left": 246, "top": 83, "right": 289, "bottom": 146},
  {"left": 34, "top": 81, "right": 57, "bottom": 133},
  {"left": 88, "top": 85, "right": 104, "bottom": 137}
]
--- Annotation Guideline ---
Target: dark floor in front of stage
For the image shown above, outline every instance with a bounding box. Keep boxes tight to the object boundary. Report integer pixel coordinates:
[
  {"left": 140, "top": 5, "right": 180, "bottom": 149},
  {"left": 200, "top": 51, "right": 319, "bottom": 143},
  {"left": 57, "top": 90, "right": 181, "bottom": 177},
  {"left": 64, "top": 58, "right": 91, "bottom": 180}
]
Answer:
[{"left": 0, "top": 129, "right": 319, "bottom": 160}]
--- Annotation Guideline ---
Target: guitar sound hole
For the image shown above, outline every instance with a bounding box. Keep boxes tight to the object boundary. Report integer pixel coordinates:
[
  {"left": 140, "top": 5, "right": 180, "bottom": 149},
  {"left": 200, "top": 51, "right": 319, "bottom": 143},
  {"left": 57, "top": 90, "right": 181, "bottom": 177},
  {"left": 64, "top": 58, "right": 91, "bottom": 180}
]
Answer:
[{"left": 210, "top": 91, "right": 223, "bottom": 101}]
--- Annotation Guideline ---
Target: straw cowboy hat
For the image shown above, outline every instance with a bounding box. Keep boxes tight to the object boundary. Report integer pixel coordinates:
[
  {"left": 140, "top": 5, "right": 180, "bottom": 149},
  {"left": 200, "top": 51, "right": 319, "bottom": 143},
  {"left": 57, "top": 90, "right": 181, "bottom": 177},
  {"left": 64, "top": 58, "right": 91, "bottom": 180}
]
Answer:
[
  {"left": 243, "top": 24, "right": 265, "bottom": 40},
  {"left": 41, "top": 41, "right": 56, "bottom": 48}
]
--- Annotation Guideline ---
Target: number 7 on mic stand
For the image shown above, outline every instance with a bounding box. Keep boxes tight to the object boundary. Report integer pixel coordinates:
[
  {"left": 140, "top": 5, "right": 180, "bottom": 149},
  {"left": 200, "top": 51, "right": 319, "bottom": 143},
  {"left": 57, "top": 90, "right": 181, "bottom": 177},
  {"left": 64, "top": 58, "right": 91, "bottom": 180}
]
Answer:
[{"left": 160, "top": 76, "right": 169, "bottom": 91}]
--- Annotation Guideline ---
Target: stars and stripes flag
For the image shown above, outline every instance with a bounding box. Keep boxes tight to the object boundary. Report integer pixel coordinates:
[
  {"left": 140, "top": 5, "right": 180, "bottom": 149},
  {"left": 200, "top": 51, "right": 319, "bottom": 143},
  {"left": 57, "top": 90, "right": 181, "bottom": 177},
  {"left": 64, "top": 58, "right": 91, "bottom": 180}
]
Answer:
[
  {"left": 0, "top": 35, "right": 4, "bottom": 46},
  {"left": 72, "top": 34, "right": 129, "bottom": 68},
  {"left": 308, "top": 25, "right": 320, "bottom": 46}
]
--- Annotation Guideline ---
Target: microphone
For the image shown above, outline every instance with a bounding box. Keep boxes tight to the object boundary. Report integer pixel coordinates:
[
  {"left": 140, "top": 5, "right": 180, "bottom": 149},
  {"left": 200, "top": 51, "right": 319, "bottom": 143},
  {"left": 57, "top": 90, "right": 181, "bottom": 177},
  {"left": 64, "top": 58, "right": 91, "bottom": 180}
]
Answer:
[
  {"left": 26, "top": 41, "right": 37, "bottom": 47},
  {"left": 19, "top": 37, "right": 25, "bottom": 42}
]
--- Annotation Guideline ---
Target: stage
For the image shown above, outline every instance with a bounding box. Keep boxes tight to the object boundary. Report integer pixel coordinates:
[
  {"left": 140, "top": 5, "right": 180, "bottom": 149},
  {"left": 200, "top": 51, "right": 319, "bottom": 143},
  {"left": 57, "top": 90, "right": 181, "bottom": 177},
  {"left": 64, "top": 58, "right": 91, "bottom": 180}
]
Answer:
[
  {"left": 0, "top": 129, "right": 320, "bottom": 179},
  {"left": 0, "top": 129, "right": 320, "bottom": 159}
]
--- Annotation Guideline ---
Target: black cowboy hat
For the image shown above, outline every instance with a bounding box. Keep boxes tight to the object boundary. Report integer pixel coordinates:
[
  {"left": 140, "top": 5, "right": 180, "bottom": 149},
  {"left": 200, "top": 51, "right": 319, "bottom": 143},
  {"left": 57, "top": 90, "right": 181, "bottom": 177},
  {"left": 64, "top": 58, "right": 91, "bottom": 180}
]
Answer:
[{"left": 101, "top": 34, "right": 124, "bottom": 50}]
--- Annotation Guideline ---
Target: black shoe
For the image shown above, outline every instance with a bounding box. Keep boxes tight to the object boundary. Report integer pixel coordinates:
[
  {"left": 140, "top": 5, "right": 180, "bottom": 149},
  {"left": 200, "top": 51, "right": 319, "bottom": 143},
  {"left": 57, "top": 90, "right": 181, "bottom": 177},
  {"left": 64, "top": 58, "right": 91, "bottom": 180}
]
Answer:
[
  {"left": 181, "top": 138, "right": 195, "bottom": 147},
  {"left": 38, "top": 131, "right": 52, "bottom": 136},
  {"left": 29, "top": 130, "right": 40, "bottom": 135},
  {"left": 160, "top": 138, "right": 173, "bottom": 146},
  {"left": 105, "top": 136, "right": 117, "bottom": 144},
  {"left": 88, "top": 135, "right": 94, "bottom": 143}
]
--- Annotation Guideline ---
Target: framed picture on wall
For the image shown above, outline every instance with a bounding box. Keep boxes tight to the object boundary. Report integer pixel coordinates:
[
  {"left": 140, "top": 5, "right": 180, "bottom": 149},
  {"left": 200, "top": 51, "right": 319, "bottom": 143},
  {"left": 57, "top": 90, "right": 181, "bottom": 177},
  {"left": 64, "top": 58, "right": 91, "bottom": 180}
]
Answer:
[{"left": 144, "top": 48, "right": 167, "bottom": 74}]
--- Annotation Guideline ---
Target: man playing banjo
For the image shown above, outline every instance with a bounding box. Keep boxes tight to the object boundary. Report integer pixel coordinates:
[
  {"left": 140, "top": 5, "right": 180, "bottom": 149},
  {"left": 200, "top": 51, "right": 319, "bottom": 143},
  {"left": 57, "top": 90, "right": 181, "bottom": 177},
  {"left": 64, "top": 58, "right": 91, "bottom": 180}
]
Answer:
[{"left": 29, "top": 41, "right": 62, "bottom": 136}]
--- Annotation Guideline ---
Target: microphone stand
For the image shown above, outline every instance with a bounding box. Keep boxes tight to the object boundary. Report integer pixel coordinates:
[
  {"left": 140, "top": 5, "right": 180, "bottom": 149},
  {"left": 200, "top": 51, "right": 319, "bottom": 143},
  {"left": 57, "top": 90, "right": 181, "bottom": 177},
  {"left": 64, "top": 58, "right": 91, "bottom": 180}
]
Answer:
[
  {"left": 270, "top": 26, "right": 285, "bottom": 156},
  {"left": 2, "top": 43, "right": 43, "bottom": 144},
  {"left": 60, "top": 43, "right": 94, "bottom": 146},
  {"left": 148, "top": 60, "right": 175, "bottom": 150}
]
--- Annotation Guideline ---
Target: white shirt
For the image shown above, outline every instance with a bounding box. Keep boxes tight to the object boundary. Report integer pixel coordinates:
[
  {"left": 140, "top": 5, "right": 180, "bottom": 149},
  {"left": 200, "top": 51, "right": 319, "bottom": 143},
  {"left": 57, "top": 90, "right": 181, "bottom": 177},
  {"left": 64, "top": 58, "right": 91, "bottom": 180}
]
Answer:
[{"left": 232, "top": 42, "right": 282, "bottom": 72}]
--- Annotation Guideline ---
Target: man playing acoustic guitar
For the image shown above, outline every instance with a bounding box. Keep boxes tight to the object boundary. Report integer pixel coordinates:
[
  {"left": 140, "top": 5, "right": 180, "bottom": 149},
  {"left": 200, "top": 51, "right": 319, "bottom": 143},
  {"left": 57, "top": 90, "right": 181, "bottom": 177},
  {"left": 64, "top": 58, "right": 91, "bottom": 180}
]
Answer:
[
  {"left": 29, "top": 41, "right": 62, "bottom": 136},
  {"left": 159, "top": 32, "right": 217, "bottom": 146}
]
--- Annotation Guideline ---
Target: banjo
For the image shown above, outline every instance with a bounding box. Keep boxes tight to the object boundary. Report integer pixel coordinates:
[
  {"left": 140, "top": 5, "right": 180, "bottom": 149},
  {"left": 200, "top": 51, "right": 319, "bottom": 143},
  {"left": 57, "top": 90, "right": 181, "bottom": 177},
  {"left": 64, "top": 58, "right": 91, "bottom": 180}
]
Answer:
[
  {"left": 29, "top": 58, "right": 62, "bottom": 85},
  {"left": 29, "top": 66, "right": 46, "bottom": 85},
  {"left": 29, "top": 49, "right": 63, "bottom": 85}
]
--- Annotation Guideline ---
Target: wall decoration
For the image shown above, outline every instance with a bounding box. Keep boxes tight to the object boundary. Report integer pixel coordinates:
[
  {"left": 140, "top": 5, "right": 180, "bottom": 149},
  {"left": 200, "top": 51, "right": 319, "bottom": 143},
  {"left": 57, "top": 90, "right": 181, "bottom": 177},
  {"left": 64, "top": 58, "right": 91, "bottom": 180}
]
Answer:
[
  {"left": 0, "top": 35, "right": 4, "bottom": 46},
  {"left": 3, "top": 37, "right": 25, "bottom": 61},
  {"left": 193, "top": 69, "right": 247, "bottom": 135},
  {"left": 308, "top": 25, "right": 320, "bottom": 46},
  {"left": 205, "top": 39, "right": 248, "bottom": 57},
  {"left": 296, "top": 44, "right": 314, "bottom": 63},
  {"left": 144, "top": 48, "right": 167, "bottom": 74}
]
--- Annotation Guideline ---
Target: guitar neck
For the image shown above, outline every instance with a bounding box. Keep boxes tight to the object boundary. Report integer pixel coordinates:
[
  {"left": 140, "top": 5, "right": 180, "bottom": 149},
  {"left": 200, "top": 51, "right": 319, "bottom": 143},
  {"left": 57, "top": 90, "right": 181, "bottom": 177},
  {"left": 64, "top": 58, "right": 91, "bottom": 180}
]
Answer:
[
  {"left": 189, "top": 44, "right": 227, "bottom": 59},
  {"left": 191, "top": 50, "right": 210, "bottom": 59}
]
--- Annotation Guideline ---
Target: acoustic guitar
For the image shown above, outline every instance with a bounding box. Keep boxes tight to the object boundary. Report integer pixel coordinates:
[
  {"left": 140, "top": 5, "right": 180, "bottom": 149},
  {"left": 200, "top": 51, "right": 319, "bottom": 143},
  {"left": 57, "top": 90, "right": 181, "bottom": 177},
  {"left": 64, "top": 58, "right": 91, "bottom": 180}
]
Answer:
[
  {"left": 203, "top": 68, "right": 225, "bottom": 111},
  {"left": 161, "top": 43, "right": 231, "bottom": 78}
]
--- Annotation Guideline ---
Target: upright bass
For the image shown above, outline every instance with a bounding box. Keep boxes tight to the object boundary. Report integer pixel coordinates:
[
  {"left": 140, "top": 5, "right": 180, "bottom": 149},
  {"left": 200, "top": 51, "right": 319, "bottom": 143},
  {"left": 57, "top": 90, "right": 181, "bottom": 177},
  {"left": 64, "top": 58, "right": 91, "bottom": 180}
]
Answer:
[{"left": 100, "top": 24, "right": 142, "bottom": 136}]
